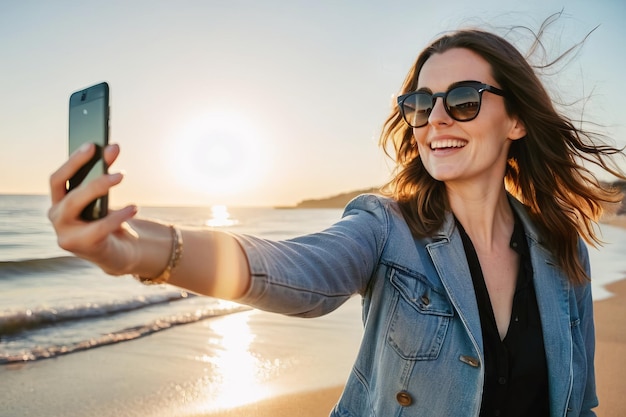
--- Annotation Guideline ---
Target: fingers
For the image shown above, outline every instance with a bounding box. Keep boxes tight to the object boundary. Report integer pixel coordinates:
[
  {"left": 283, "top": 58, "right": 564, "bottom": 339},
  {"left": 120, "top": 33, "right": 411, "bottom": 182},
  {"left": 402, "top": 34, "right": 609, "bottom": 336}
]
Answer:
[
  {"left": 49, "top": 143, "right": 121, "bottom": 205},
  {"left": 48, "top": 143, "right": 126, "bottom": 231},
  {"left": 54, "top": 204, "right": 138, "bottom": 256},
  {"left": 50, "top": 143, "right": 94, "bottom": 204},
  {"left": 62, "top": 172, "right": 124, "bottom": 222},
  {"left": 103, "top": 143, "right": 120, "bottom": 166},
  {"left": 49, "top": 172, "right": 123, "bottom": 231}
]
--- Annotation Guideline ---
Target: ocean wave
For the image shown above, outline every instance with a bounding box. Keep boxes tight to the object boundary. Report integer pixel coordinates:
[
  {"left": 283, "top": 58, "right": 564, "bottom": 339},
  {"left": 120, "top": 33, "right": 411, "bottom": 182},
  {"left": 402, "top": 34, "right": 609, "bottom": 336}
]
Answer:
[
  {"left": 0, "top": 256, "right": 92, "bottom": 276},
  {"left": 0, "top": 292, "right": 192, "bottom": 335},
  {"left": 0, "top": 303, "right": 250, "bottom": 365}
]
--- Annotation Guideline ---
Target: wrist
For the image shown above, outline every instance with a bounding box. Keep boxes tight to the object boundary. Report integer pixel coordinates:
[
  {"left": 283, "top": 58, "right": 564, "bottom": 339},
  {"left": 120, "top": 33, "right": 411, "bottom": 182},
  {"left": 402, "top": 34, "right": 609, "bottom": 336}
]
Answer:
[
  {"left": 134, "top": 225, "right": 183, "bottom": 285},
  {"left": 126, "top": 219, "right": 178, "bottom": 280}
]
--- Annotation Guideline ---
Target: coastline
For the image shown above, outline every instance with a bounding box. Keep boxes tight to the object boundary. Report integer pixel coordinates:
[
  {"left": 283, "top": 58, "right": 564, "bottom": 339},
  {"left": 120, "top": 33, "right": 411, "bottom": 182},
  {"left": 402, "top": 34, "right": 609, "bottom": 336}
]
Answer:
[{"left": 1, "top": 298, "right": 364, "bottom": 417}]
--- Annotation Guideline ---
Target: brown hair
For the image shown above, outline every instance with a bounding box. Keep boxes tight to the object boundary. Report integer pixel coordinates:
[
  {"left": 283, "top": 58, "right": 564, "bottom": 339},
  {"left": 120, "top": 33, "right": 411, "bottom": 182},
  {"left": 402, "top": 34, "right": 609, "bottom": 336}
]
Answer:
[{"left": 380, "top": 19, "right": 626, "bottom": 285}]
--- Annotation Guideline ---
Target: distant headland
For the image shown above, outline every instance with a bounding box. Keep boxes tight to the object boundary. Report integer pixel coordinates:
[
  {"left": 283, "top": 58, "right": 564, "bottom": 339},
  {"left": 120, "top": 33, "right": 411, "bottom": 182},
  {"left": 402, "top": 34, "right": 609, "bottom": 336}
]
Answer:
[{"left": 276, "top": 187, "right": 381, "bottom": 209}]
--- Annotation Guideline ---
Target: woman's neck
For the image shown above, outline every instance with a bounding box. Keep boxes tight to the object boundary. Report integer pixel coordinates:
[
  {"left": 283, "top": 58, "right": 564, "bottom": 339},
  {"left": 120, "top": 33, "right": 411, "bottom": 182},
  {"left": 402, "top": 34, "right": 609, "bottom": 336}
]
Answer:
[{"left": 447, "top": 183, "right": 514, "bottom": 251}]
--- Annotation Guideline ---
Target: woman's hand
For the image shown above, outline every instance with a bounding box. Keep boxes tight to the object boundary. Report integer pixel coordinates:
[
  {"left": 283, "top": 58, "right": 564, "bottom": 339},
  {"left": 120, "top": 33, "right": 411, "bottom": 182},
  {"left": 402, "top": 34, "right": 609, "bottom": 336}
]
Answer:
[{"left": 48, "top": 143, "right": 139, "bottom": 275}]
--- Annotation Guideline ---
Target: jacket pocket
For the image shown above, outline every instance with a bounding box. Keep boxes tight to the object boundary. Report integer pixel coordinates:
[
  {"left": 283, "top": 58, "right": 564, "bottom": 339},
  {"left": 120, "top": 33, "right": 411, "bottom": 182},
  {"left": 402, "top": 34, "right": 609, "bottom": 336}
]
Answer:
[{"left": 387, "top": 268, "right": 453, "bottom": 360}]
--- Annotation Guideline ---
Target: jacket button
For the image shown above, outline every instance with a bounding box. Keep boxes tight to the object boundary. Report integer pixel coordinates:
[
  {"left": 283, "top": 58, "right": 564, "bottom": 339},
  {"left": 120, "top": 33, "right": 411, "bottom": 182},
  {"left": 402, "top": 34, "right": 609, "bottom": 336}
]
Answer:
[
  {"left": 420, "top": 295, "right": 430, "bottom": 306},
  {"left": 459, "top": 355, "right": 480, "bottom": 368},
  {"left": 396, "top": 391, "right": 413, "bottom": 406}
]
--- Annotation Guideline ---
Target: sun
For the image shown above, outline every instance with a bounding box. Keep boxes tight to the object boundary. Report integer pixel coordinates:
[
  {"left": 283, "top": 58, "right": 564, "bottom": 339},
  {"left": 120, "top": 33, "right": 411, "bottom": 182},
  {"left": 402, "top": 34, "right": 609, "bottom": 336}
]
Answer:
[{"left": 169, "top": 112, "right": 267, "bottom": 198}]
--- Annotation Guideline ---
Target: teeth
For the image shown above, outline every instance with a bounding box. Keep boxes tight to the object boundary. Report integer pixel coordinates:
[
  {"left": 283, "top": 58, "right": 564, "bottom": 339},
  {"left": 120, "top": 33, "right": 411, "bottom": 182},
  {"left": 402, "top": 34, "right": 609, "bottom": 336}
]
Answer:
[{"left": 430, "top": 139, "right": 467, "bottom": 149}]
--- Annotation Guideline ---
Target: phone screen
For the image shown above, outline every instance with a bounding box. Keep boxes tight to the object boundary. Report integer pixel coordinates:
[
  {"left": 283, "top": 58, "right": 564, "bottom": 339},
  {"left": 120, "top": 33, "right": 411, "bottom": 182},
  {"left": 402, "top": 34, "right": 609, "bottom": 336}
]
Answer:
[{"left": 68, "top": 82, "right": 109, "bottom": 220}]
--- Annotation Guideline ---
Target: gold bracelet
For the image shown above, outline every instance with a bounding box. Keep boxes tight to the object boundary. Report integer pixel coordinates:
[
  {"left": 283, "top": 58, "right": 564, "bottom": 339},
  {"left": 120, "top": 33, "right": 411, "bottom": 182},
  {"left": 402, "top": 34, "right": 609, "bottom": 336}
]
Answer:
[{"left": 134, "top": 225, "right": 183, "bottom": 285}]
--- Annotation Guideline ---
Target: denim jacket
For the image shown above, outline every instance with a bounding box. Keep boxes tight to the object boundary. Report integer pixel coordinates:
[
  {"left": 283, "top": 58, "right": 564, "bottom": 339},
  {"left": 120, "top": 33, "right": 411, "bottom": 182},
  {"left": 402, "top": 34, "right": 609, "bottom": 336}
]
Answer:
[{"left": 235, "top": 194, "right": 597, "bottom": 417}]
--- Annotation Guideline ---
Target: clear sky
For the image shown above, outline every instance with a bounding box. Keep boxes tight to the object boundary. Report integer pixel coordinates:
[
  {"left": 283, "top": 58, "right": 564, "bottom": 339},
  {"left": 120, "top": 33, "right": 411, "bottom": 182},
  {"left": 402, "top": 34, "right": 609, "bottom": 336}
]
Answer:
[{"left": 1, "top": 0, "right": 625, "bottom": 207}]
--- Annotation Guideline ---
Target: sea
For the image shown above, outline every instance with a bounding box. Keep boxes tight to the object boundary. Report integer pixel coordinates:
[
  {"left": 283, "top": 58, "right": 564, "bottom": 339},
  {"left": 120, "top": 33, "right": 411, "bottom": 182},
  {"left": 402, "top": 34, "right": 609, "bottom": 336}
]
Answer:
[{"left": 1, "top": 194, "right": 625, "bottom": 366}]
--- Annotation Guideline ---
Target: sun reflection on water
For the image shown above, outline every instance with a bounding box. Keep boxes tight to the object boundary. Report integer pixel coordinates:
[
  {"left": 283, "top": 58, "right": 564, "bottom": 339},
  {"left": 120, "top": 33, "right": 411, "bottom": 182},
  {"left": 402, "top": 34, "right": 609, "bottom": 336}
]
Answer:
[
  {"left": 195, "top": 313, "right": 273, "bottom": 411},
  {"left": 205, "top": 205, "right": 238, "bottom": 228}
]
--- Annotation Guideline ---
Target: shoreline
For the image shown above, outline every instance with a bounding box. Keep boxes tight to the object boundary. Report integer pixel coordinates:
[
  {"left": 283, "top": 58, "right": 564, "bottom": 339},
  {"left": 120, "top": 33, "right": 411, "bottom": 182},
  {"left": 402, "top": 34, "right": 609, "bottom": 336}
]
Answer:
[{"left": 1, "top": 298, "right": 364, "bottom": 417}]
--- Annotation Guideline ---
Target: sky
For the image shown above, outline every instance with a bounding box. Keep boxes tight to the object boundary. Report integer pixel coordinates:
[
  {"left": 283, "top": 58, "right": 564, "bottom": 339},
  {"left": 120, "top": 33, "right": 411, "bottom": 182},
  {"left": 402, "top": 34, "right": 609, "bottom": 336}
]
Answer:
[{"left": 1, "top": 0, "right": 625, "bottom": 207}]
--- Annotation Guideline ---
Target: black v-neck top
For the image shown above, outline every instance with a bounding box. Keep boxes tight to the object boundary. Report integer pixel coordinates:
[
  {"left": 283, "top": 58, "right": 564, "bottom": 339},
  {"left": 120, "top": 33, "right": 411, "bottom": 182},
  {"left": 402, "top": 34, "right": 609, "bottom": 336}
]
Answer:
[{"left": 456, "top": 218, "right": 550, "bottom": 417}]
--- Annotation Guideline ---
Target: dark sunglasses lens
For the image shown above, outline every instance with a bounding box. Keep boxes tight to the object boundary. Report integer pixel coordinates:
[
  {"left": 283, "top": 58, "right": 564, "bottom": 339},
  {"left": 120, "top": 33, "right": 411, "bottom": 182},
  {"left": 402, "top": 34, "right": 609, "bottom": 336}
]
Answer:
[
  {"left": 401, "top": 93, "right": 432, "bottom": 128},
  {"left": 446, "top": 86, "right": 480, "bottom": 121}
]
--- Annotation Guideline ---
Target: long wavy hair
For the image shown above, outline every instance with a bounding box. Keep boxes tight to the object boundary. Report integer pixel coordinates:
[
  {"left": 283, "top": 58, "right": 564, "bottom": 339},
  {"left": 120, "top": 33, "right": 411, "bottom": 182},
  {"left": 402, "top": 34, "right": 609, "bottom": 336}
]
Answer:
[{"left": 380, "top": 18, "right": 626, "bottom": 285}]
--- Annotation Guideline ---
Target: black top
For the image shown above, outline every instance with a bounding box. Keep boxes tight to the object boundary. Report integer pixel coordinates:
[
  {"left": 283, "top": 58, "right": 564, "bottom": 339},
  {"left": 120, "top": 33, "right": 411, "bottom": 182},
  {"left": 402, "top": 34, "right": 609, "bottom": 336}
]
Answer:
[{"left": 457, "top": 218, "right": 550, "bottom": 417}]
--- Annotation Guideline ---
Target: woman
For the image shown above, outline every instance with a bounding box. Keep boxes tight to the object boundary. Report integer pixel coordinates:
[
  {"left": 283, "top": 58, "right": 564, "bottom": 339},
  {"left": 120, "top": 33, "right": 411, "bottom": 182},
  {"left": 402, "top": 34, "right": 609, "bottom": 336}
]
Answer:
[{"left": 49, "top": 23, "right": 625, "bottom": 417}]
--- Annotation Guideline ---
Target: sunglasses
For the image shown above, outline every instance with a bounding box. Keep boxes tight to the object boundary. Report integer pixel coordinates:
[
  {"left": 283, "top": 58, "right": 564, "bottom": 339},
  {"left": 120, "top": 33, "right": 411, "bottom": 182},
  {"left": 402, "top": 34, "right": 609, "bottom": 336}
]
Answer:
[{"left": 397, "top": 81, "right": 506, "bottom": 128}]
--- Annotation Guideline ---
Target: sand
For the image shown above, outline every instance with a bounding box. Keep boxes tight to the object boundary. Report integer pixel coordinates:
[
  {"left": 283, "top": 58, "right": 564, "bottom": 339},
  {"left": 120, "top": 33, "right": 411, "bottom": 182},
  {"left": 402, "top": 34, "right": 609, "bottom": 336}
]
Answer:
[
  {"left": 592, "top": 279, "right": 626, "bottom": 417},
  {"left": 196, "top": 386, "right": 344, "bottom": 417}
]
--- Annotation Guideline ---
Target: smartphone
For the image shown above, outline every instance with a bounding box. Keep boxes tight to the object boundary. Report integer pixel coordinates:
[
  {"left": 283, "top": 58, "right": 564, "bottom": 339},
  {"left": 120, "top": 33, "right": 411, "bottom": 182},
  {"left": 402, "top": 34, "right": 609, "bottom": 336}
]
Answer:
[{"left": 67, "top": 82, "right": 110, "bottom": 221}]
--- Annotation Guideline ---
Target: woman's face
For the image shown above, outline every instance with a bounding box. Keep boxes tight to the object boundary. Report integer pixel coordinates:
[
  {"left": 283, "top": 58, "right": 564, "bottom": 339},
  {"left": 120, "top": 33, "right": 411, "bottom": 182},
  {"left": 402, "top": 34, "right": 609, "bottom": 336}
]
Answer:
[{"left": 412, "top": 48, "right": 525, "bottom": 188}]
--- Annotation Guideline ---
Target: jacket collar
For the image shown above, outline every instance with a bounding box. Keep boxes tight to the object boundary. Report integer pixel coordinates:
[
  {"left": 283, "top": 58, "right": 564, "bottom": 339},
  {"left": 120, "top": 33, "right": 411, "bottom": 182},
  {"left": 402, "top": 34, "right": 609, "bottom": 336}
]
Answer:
[{"left": 428, "top": 193, "right": 542, "bottom": 244}]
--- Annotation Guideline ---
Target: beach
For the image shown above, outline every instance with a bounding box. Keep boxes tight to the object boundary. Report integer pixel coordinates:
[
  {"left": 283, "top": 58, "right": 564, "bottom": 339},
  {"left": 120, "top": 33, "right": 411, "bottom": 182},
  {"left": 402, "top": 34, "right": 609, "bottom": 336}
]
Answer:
[
  {"left": 1, "top": 297, "right": 364, "bottom": 417},
  {"left": 3, "top": 277, "right": 626, "bottom": 417},
  {"left": 1, "top": 194, "right": 625, "bottom": 416}
]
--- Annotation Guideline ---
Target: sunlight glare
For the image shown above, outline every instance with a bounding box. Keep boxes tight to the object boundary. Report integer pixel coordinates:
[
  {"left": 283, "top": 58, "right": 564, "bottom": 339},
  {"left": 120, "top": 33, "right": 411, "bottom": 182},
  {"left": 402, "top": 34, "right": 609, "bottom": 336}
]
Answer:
[
  {"left": 169, "top": 112, "right": 267, "bottom": 197},
  {"left": 196, "top": 313, "right": 273, "bottom": 411},
  {"left": 205, "top": 205, "right": 238, "bottom": 227}
]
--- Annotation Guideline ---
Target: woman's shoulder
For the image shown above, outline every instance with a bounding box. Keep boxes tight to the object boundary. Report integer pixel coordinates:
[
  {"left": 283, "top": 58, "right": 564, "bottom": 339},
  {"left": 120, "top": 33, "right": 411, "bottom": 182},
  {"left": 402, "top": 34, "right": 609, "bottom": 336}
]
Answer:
[
  {"left": 342, "top": 193, "right": 404, "bottom": 223},
  {"left": 344, "top": 193, "right": 398, "bottom": 211},
  {"left": 342, "top": 193, "right": 417, "bottom": 240}
]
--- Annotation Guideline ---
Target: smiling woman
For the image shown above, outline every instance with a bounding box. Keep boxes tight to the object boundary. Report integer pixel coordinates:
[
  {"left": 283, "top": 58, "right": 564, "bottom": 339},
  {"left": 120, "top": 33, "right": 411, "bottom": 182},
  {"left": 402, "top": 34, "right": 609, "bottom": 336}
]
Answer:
[{"left": 169, "top": 112, "right": 267, "bottom": 198}]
